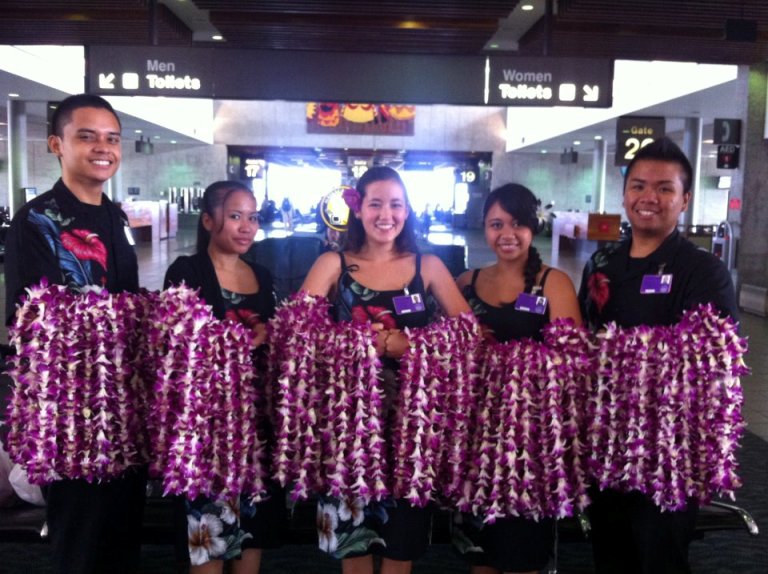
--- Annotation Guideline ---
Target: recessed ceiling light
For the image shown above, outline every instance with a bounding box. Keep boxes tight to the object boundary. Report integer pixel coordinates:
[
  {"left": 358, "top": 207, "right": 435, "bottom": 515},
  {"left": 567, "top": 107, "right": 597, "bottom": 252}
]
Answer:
[
  {"left": 521, "top": 4, "right": 535, "bottom": 11},
  {"left": 489, "top": 43, "right": 499, "bottom": 49},
  {"left": 154, "top": 135, "right": 160, "bottom": 139},
  {"left": 212, "top": 35, "right": 224, "bottom": 41},
  {"left": 541, "top": 149, "right": 547, "bottom": 154},
  {"left": 134, "top": 129, "right": 142, "bottom": 134},
  {"left": 8, "top": 93, "right": 20, "bottom": 98},
  {"left": 594, "top": 135, "right": 603, "bottom": 140},
  {"left": 170, "top": 140, "right": 177, "bottom": 144},
  {"left": 573, "top": 140, "right": 581, "bottom": 145}
]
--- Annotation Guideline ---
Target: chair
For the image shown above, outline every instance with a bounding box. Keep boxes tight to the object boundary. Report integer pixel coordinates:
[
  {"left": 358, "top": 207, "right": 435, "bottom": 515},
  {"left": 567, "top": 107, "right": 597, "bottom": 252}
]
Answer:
[{"left": 245, "top": 235, "right": 325, "bottom": 302}]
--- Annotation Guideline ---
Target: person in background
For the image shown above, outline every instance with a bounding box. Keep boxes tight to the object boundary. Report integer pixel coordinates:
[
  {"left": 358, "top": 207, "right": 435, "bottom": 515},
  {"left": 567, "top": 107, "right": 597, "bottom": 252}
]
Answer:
[
  {"left": 453, "top": 183, "right": 582, "bottom": 574},
  {"left": 164, "top": 181, "right": 284, "bottom": 574},
  {"left": 280, "top": 196, "right": 294, "bottom": 231},
  {"left": 4, "top": 93, "right": 145, "bottom": 574},
  {"left": 301, "top": 166, "right": 471, "bottom": 574},
  {"left": 578, "top": 136, "right": 738, "bottom": 574}
]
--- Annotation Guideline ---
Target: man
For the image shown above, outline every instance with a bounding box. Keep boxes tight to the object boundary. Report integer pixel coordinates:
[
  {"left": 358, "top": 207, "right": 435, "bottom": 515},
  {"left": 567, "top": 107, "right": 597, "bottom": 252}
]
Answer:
[
  {"left": 578, "top": 136, "right": 738, "bottom": 574},
  {"left": 4, "top": 94, "right": 145, "bottom": 574}
]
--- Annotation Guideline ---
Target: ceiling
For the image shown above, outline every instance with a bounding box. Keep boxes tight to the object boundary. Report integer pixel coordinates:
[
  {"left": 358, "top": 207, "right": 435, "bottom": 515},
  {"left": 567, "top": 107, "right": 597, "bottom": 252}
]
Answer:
[{"left": 0, "top": 0, "right": 764, "bottom": 154}]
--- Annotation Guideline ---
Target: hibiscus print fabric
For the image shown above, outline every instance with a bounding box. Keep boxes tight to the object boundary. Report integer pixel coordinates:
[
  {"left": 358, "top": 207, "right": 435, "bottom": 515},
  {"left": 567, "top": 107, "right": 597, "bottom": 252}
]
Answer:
[
  {"left": 316, "top": 495, "right": 391, "bottom": 559},
  {"left": 26, "top": 198, "right": 108, "bottom": 287},
  {"left": 350, "top": 304, "right": 397, "bottom": 329},
  {"left": 186, "top": 497, "right": 254, "bottom": 565}
]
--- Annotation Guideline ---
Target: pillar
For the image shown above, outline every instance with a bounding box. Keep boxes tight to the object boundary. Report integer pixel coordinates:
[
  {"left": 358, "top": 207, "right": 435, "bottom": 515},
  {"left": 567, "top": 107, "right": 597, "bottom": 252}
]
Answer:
[
  {"left": 7, "top": 99, "right": 28, "bottom": 214},
  {"left": 681, "top": 116, "right": 702, "bottom": 227}
]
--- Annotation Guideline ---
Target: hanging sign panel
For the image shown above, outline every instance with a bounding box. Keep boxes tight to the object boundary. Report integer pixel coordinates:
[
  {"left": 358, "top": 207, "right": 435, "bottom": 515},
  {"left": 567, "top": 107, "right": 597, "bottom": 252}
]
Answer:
[
  {"left": 486, "top": 56, "right": 614, "bottom": 108},
  {"left": 615, "top": 116, "right": 666, "bottom": 166},
  {"left": 87, "top": 46, "right": 215, "bottom": 98}
]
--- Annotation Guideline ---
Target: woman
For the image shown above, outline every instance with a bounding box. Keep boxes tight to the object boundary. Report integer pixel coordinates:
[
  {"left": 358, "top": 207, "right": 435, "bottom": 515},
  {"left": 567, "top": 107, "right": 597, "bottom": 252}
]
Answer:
[
  {"left": 453, "top": 183, "right": 582, "bottom": 574},
  {"left": 301, "top": 166, "right": 470, "bottom": 574},
  {"left": 164, "top": 181, "right": 283, "bottom": 574}
]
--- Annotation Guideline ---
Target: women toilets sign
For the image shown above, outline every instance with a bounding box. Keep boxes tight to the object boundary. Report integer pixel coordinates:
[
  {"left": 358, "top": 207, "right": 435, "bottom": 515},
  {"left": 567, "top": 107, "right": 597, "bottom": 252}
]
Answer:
[{"left": 485, "top": 56, "right": 614, "bottom": 108}]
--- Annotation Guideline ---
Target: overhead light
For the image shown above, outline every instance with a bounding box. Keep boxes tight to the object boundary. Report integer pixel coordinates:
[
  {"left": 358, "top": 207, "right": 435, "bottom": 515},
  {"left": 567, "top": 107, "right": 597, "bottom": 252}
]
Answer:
[
  {"left": 541, "top": 150, "right": 548, "bottom": 154},
  {"left": 521, "top": 4, "right": 535, "bottom": 10},
  {"left": 134, "top": 129, "right": 142, "bottom": 134},
  {"left": 703, "top": 138, "right": 714, "bottom": 144},
  {"left": 489, "top": 43, "right": 499, "bottom": 49},
  {"left": 170, "top": 140, "right": 177, "bottom": 144},
  {"left": 212, "top": 35, "right": 224, "bottom": 41},
  {"left": 153, "top": 135, "right": 160, "bottom": 139},
  {"left": 594, "top": 135, "right": 603, "bottom": 140},
  {"left": 573, "top": 140, "right": 581, "bottom": 146},
  {"left": 8, "top": 93, "right": 20, "bottom": 97}
]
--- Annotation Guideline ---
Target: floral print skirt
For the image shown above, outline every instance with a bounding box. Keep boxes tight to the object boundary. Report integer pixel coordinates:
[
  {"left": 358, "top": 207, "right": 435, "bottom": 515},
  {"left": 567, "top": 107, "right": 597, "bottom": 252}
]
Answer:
[
  {"left": 184, "top": 485, "right": 285, "bottom": 566},
  {"left": 316, "top": 495, "right": 432, "bottom": 561}
]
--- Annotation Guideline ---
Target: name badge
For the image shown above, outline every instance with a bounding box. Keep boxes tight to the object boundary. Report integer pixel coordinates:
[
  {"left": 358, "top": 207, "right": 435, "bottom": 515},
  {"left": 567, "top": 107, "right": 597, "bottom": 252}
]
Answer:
[
  {"left": 393, "top": 293, "right": 425, "bottom": 315},
  {"left": 514, "top": 292, "right": 548, "bottom": 315},
  {"left": 640, "top": 274, "right": 673, "bottom": 294}
]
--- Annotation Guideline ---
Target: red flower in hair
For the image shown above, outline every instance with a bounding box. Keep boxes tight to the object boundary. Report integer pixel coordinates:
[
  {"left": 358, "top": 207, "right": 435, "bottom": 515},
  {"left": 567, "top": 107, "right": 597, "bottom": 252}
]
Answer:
[
  {"left": 225, "top": 309, "right": 262, "bottom": 330},
  {"left": 350, "top": 305, "right": 397, "bottom": 329},
  {"left": 61, "top": 229, "right": 107, "bottom": 270},
  {"left": 587, "top": 272, "right": 611, "bottom": 313}
]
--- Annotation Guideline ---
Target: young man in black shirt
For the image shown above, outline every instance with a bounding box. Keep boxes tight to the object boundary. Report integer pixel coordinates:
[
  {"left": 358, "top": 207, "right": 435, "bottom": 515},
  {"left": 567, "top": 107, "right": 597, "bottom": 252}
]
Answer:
[
  {"left": 5, "top": 94, "right": 144, "bottom": 574},
  {"left": 578, "top": 137, "right": 738, "bottom": 574}
]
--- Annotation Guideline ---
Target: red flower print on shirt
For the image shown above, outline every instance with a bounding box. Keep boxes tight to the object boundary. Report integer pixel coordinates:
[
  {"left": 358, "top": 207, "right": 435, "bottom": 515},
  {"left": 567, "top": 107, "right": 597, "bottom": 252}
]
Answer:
[
  {"left": 587, "top": 272, "right": 611, "bottom": 313},
  {"left": 350, "top": 305, "right": 397, "bottom": 329},
  {"left": 225, "top": 309, "right": 262, "bottom": 330},
  {"left": 60, "top": 229, "right": 108, "bottom": 271}
]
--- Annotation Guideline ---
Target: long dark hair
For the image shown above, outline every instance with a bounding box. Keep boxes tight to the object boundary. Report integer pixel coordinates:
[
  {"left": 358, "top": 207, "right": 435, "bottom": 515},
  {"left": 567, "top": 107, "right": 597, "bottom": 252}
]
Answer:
[
  {"left": 344, "top": 166, "right": 419, "bottom": 254},
  {"left": 483, "top": 183, "right": 544, "bottom": 293},
  {"left": 196, "top": 180, "right": 253, "bottom": 253}
]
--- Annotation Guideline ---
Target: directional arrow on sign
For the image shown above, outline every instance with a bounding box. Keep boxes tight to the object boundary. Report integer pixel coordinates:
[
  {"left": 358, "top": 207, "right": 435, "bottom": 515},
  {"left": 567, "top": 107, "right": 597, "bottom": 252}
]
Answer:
[
  {"left": 583, "top": 85, "right": 599, "bottom": 102},
  {"left": 99, "top": 73, "right": 115, "bottom": 89}
]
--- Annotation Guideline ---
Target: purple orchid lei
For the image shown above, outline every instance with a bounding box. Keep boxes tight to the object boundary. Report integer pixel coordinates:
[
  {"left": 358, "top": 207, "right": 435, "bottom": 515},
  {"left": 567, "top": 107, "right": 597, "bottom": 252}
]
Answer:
[
  {"left": 7, "top": 285, "right": 747, "bottom": 517},
  {"left": 6, "top": 282, "right": 269, "bottom": 502},
  {"left": 393, "top": 312, "right": 481, "bottom": 507},
  {"left": 267, "top": 292, "right": 388, "bottom": 504},
  {"left": 6, "top": 280, "right": 150, "bottom": 484},
  {"left": 143, "top": 285, "right": 268, "bottom": 502},
  {"left": 584, "top": 304, "right": 748, "bottom": 511},
  {"left": 453, "top": 319, "right": 592, "bottom": 523}
]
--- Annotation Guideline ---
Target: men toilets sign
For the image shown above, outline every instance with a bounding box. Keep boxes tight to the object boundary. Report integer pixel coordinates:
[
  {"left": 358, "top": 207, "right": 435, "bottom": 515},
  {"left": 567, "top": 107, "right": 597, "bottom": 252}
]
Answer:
[{"left": 88, "top": 46, "right": 214, "bottom": 97}]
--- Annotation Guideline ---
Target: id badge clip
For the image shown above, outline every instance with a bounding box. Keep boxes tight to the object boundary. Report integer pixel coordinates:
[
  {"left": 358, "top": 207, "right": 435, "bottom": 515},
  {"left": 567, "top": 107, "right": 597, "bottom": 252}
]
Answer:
[
  {"left": 515, "top": 291, "right": 548, "bottom": 315},
  {"left": 393, "top": 286, "right": 425, "bottom": 315}
]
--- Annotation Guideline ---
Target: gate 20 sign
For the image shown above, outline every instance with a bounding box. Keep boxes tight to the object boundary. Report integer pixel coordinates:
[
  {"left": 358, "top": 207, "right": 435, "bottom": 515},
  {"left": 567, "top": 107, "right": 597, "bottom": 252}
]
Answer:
[{"left": 615, "top": 116, "right": 666, "bottom": 166}]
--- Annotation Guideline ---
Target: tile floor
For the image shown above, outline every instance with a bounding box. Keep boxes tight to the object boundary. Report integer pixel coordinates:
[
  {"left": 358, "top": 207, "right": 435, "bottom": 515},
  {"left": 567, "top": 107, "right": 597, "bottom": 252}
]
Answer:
[{"left": 1, "top": 223, "right": 766, "bottom": 440}]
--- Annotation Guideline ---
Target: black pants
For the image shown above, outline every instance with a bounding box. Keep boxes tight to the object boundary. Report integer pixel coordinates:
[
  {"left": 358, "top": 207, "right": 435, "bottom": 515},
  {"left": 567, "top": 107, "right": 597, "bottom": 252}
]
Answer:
[
  {"left": 46, "top": 467, "right": 147, "bottom": 574},
  {"left": 587, "top": 487, "right": 698, "bottom": 574}
]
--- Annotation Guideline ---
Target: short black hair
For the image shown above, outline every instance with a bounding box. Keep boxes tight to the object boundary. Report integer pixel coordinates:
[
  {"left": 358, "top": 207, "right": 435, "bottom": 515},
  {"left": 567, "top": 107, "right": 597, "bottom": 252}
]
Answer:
[
  {"left": 623, "top": 136, "right": 693, "bottom": 194},
  {"left": 50, "top": 93, "right": 121, "bottom": 137}
]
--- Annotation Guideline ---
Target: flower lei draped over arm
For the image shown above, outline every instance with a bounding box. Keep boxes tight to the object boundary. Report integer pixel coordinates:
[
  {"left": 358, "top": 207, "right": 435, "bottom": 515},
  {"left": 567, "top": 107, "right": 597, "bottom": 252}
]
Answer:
[
  {"left": 266, "top": 292, "right": 388, "bottom": 504},
  {"left": 267, "top": 294, "right": 485, "bottom": 507},
  {"left": 452, "top": 319, "right": 592, "bottom": 523},
  {"left": 6, "top": 284, "right": 747, "bottom": 517},
  {"left": 585, "top": 303, "right": 748, "bottom": 511},
  {"left": 144, "top": 286, "right": 268, "bottom": 502},
  {"left": 5, "top": 280, "right": 150, "bottom": 484},
  {"left": 5, "top": 283, "right": 269, "bottom": 503}
]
